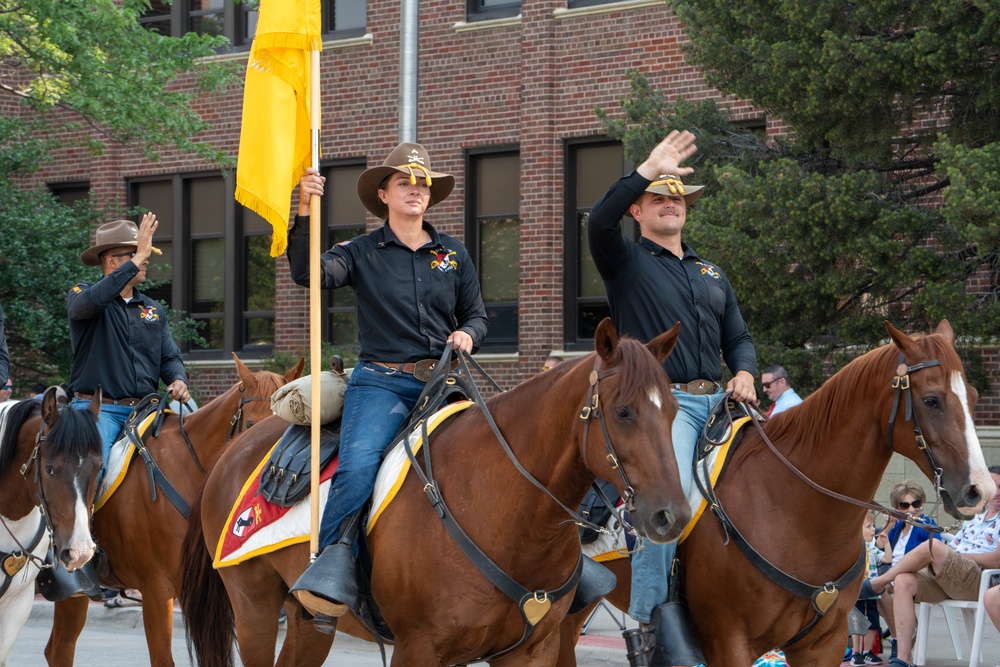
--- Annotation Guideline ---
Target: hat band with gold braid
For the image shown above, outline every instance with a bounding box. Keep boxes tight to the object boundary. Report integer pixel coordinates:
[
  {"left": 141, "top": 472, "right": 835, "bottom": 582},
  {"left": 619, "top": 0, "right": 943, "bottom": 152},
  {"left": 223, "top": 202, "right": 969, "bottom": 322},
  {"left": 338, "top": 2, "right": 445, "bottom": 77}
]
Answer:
[
  {"left": 394, "top": 164, "right": 433, "bottom": 187},
  {"left": 649, "top": 177, "right": 686, "bottom": 195}
]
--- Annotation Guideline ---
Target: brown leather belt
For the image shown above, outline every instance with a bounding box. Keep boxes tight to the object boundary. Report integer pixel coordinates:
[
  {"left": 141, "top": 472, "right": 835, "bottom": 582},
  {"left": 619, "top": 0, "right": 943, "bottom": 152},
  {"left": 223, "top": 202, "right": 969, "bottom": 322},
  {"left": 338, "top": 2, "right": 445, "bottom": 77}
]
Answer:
[
  {"left": 670, "top": 379, "right": 719, "bottom": 396},
  {"left": 370, "top": 359, "right": 459, "bottom": 382},
  {"left": 74, "top": 392, "right": 142, "bottom": 407}
]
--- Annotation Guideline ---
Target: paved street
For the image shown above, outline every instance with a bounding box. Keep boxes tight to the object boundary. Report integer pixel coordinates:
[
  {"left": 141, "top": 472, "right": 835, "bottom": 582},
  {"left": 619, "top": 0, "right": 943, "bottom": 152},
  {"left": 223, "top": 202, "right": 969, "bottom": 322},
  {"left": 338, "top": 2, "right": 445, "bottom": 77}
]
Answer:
[{"left": 7, "top": 595, "right": 1000, "bottom": 665}]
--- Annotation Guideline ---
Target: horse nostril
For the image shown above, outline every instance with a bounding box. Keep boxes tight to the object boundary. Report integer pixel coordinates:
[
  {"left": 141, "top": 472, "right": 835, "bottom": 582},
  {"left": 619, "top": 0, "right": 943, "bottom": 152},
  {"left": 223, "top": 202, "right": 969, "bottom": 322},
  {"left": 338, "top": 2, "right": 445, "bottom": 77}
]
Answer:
[
  {"left": 653, "top": 509, "right": 676, "bottom": 536},
  {"left": 59, "top": 548, "right": 74, "bottom": 566}
]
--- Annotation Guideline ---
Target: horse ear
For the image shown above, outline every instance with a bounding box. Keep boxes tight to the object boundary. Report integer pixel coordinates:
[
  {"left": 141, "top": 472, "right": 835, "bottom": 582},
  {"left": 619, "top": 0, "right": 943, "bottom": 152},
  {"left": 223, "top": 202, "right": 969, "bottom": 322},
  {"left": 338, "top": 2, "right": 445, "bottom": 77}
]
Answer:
[
  {"left": 647, "top": 322, "right": 681, "bottom": 363},
  {"left": 884, "top": 320, "right": 921, "bottom": 358},
  {"left": 934, "top": 319, "right": 955, "bottom": 344},
  {"left": 594, "top": 318, "right": 619, "bottom": 363},
  {"left": 42, "top": 386, "right": 61, "bottom": 427},
  {"left": 286, "top": 357, "right": 306, "bottom": 382},
  {"left": 232, "top": 352, "right": 257, "bottom": 387}
]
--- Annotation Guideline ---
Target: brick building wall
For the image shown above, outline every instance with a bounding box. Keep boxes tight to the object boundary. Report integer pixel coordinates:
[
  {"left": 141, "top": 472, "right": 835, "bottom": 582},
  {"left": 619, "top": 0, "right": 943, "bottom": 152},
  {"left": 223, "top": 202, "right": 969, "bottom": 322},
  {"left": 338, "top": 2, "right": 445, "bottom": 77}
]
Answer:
[{"left": 21, "top": 0, "right": 1000, "bottom": 430}]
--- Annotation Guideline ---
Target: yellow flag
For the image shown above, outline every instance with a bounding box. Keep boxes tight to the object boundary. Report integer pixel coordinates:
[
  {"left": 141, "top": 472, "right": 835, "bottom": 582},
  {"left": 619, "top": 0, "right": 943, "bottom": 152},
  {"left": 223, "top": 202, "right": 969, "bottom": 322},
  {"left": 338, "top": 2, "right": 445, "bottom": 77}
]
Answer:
[{"left": 235, "top": 0, "right": 322, "bottom": 257}]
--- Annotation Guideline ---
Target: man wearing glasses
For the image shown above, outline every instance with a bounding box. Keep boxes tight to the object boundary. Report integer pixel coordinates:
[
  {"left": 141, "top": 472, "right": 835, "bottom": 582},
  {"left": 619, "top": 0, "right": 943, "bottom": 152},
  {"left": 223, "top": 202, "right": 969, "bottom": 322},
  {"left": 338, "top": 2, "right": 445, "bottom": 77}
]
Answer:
[
  {"left": 68, "top": 213, "right": 190, "bottom": 484},
  {"left": 760, "top": 364, "right": 802, "bottom": 417},
  {"left": 0, "top": 382, "right": 14, "bottom": 405}
]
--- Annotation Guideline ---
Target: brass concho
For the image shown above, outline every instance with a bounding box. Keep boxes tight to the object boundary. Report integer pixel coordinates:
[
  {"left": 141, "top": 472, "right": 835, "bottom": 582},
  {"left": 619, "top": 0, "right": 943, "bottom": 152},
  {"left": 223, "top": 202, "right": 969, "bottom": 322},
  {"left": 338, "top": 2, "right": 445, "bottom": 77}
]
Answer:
[
  {"left": 522, "top": 593, "right": 552, "bottom": 626},
  {"left": 3, "top": 553, "right": 28, "bottom": 577}
]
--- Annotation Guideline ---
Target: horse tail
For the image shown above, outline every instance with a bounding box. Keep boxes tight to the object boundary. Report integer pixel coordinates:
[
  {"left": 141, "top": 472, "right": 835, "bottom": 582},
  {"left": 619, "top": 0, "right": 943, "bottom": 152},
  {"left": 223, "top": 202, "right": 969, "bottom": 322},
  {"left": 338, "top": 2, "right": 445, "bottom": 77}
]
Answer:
[{"left": 179, "top": 490, "right": 236, "bottom": 667}]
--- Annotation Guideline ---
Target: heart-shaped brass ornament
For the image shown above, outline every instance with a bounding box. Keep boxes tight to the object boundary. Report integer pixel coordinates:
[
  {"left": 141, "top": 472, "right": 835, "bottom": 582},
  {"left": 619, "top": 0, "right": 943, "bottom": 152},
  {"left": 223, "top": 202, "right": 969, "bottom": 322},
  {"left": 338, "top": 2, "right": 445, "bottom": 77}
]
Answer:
[
  {"left": 3, "top": 553, "right": 28, "bottom": 577},
  {"left": 522, "top": 593, "right": 552, "bottom": 626},
  {"left": 813, "top": 586, "right": 839, "bottom": 613}
]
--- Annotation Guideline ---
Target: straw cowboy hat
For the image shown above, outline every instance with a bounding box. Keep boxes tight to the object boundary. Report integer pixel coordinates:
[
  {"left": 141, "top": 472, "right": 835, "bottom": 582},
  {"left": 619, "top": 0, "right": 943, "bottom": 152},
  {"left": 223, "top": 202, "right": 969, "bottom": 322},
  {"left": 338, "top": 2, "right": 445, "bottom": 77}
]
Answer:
[
  {"left": 356, "top": 142, "right": 455, "bottom": 219},
  {"left": 80, "top": 220, "right": 142, "bottom": 266},
  {"left": 640, "top": 174, "right": 704, "bottom": 206}
]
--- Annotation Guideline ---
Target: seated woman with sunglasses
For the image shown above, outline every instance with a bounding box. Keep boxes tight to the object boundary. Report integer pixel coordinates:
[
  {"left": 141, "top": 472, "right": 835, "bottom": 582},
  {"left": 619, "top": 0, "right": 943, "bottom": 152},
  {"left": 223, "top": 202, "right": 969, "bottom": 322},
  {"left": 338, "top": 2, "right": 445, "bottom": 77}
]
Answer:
[{"left": 872, "top": 480, "right": 942, "bottom": 660}]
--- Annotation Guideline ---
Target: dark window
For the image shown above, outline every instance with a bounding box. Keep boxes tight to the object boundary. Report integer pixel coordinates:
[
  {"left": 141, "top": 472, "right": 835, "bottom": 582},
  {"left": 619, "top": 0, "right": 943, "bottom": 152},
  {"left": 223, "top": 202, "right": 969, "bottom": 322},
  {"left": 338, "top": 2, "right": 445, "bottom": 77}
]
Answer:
[
  {"left": 49, "top": 182, "right": 90, "bottom": 207},
  {"left": 466, "top": 149, "right": 519, "bottom": 352},
  {"left": 133, "top": 180, "right": 175, "bottom": 310},
  {"left": 242, "top": 209, "right": 276, "bottom": 348},
  {"left": 467, "top": 0, "right": 520, "bottom": 22},
  {"left": 321, "top": 163, "right": 365, "bottom": 356},
  {"left": 563, "top": 139, "right": 631, "bottom": 349},
  {"left": 188, "top": 177, "right": 226, "bottom": 351},
  {"left": 139, "top": 0, "right": 366, "bottom": 46}
]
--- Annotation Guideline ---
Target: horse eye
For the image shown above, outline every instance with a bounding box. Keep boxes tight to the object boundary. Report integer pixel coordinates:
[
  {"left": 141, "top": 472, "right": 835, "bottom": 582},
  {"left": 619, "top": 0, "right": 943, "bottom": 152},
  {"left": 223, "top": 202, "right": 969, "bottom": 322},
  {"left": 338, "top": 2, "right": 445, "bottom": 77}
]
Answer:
[
  {"left": 44, "top": 465, "right": 55, "bottom": 476},
  {"left": 614, "top": 406, "right": 634, "bottom": 421},
  {"left": 923, "top": 396, "right": 941, "bottom": 409}
]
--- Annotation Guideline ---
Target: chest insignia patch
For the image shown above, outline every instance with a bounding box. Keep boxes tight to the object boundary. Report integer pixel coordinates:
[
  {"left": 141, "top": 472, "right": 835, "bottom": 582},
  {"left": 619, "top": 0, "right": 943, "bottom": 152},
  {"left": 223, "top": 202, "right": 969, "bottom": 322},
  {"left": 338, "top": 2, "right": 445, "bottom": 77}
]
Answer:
[
  {"left": 431, "top": 248, "right": 458, "bottom": 272},
  {"left": 139, "top": 306, "right": 160, "bottom": 322},
  {"left": 696, "top": 261, "right": 721, "bottom": 280}
]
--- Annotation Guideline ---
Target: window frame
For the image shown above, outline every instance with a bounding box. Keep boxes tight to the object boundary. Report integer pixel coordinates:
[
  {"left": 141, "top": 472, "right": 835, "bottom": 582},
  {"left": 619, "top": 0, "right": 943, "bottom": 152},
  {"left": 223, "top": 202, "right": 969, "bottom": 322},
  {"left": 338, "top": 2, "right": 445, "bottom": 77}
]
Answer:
[
  {"left": 561, "top": 137, "right": 632, "bottom": 352},
  {"left": 464, "top": 145, "right": 521, "bottom": 353},
  {"left": 466, "top": 0, "right": 520, "bottom": 23}
]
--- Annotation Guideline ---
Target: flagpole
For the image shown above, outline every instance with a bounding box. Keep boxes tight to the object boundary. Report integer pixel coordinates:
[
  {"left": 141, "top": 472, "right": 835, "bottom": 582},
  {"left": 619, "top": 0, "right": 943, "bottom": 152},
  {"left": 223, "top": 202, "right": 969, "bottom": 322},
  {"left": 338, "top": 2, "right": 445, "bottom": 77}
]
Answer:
[{"left": 308, "top": 47, "right": 322, "bottom": 560}]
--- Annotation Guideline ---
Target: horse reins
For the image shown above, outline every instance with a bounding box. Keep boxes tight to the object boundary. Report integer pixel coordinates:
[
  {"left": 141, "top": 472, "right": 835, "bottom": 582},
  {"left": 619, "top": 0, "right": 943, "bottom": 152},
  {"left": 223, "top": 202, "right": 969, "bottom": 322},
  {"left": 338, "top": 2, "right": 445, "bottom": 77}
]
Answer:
[
  {"left": 699, "top": 353, "right": 948, "bottom": 648},
  {"left": 397, "top": 349, "right": 635, "bottom": 663}
]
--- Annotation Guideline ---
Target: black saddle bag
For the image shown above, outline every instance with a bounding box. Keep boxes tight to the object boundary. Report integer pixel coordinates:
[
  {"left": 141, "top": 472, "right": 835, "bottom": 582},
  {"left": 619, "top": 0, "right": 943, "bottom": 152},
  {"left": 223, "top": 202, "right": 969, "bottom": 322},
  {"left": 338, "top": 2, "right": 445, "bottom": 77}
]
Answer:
[{"left": 258, "top": 421, "right": 342, "bottom": 506}]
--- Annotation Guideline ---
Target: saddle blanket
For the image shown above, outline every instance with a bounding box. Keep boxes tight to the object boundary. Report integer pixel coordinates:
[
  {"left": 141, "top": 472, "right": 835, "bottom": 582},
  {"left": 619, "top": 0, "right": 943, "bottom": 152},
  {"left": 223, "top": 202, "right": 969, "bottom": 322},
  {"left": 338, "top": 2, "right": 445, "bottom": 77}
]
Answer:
[
  {"left": 366, "top": 401, "right": 473, "bottom": 535},
  {"left": 581, "top": 508, "right": 629, "bottom": 562},
  {"left": 678, "top": 415, "right": 751, "bottom": 543},
  {"left": 93, "top": 411, "right": 161, "bottom": 512},
  {"left": 213, "top": 400, "right": 472, "bottom": 567},
  {"left": 215, "top": 443, "right": 338, "bottom": 568}
]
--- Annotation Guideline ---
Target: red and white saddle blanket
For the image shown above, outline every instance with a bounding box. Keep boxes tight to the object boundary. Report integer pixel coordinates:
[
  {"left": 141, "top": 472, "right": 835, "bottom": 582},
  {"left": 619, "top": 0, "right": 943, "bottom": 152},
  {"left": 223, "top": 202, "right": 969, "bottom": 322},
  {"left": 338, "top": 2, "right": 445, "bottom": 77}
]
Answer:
[
  {"left": 215, "top": 400, "right": 472, "bottom": 568},
  {"left": 214, "top": 443, "right": 338, "bottom": 568}
]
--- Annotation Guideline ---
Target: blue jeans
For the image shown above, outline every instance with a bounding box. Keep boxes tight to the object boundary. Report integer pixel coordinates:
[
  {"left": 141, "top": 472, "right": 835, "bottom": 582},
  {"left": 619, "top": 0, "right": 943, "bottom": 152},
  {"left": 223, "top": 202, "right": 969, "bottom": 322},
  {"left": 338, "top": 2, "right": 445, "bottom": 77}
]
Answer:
[
  {"left": 629, "top": 389, "right": 726, "bottom": 623},
  {"left": 70, "top": 398, "right": 134, "bottom": 486},
  {"left": 318, "top": 362, "right": 426, "bottom": 550}
]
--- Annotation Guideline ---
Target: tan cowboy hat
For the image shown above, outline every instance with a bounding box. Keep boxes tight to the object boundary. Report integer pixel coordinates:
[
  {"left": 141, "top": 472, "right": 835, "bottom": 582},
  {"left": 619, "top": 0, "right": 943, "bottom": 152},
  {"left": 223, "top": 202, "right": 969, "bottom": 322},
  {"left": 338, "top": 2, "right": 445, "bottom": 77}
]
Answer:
[
  {"left": 640, "top": 174, "right": 704, "bottom": 206},
  {"left": 356, "top": 142, "right": 455, "bottom": 219},
  {"left": 80, "top": 219, "right": 158, "bottom": 266}
]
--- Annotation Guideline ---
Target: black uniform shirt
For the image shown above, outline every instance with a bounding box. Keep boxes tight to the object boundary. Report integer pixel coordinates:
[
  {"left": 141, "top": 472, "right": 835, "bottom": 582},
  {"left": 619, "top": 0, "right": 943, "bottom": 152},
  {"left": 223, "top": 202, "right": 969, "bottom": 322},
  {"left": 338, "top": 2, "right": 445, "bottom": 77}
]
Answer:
[
  {"left": 287, "top": 217, "right": 488, "bottom": 363},
  {"left": 587, "top": 171, "right": 757, "bottom": 384},
  {"left": 68, "top": 261, "right": 187, "bottom": 399}
]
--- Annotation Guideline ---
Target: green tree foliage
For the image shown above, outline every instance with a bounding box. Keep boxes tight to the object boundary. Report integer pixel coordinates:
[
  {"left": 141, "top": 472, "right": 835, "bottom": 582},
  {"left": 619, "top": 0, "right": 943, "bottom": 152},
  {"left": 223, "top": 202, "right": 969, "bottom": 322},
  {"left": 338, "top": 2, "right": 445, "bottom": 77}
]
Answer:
[
  {"left": 597, "top": 66, "right": 999, "bottom": 395},
  {"left": 0, "top": 0, "right": 237, "bottom": 382}
]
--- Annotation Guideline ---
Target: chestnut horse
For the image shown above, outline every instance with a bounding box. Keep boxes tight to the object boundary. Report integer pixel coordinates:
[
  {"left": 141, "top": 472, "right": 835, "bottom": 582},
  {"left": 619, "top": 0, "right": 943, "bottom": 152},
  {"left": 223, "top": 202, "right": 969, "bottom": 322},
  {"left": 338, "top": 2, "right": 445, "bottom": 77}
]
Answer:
[
  {"left": 44, "top": 355, "right": 303, "bottom": 667},
  {"left": 555, "top": 320, "right": 996, "bottom": 666},
  {"left": 180, "top": 318, "right": 691, "bottom": 666},
  {"left": 0, "top": 388, "right": 102, "bottom": 666}
]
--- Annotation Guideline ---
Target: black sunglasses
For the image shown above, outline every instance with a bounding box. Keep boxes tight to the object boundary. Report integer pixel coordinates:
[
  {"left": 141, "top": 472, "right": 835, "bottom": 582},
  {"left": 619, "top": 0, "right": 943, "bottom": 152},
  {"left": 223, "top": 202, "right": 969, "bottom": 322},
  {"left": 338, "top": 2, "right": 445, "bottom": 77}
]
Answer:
[
  {"left": 762, "top": 378, "right": 784, "bottom": 389},
  {"left": 111, "top": 251, "right": 137, "bottom": 259},
  {"left": 898, "top": 498, "right": 923, "bottom": 510}
]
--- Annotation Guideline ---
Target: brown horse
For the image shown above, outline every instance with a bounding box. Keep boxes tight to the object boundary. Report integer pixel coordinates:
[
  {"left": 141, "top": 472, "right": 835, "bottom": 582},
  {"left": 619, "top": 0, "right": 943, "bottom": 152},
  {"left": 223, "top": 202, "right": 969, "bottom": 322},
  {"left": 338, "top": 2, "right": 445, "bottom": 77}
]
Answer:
[
  {"left": 44, "top": 355, "right": 303, "bottom": 667},
  {"left": 0, "top": 389, "right": 102, "bottom": 665},
  {"left": 180, "top": 318, "right": 691, "bottom": 666},
  {"left": 555, "top": 320, "right": 995, "bottom": 666}
]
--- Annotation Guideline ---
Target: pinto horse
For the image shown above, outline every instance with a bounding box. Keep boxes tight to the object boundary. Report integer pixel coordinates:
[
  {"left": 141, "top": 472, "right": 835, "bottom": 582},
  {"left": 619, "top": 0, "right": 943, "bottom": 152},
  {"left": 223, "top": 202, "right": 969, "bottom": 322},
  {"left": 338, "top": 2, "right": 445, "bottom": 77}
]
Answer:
[
  {"left": 180, "top": 318, "right": 690, "bottom": 666},
  {"left": 43, "top": 355, "right": 303, "bottom": 667},
  {"left": 556, "top": 320, "right": 995, "bottom": 667},
  {"left": 0, "top": 388, "right": 102, "bottom": 666}
]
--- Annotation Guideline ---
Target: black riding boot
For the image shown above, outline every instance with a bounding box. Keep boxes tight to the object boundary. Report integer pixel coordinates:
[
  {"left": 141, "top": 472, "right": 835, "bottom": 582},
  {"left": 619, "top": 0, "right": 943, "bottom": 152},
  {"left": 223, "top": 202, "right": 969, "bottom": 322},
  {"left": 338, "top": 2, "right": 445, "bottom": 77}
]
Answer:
[
  {"left": 290, "top": 513, "right": 361, "bottom": 618},
  {"left": 647, "top": 599, "right": 706, "bottom": 667}
]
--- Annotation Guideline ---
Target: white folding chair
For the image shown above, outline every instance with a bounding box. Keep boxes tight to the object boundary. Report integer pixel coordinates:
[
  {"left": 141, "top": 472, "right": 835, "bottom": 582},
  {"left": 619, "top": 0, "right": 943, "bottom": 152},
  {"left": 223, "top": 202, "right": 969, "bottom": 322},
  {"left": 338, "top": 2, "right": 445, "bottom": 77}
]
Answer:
[{"left": 913, "top": 567, "right": 1000, "bottom": 667}]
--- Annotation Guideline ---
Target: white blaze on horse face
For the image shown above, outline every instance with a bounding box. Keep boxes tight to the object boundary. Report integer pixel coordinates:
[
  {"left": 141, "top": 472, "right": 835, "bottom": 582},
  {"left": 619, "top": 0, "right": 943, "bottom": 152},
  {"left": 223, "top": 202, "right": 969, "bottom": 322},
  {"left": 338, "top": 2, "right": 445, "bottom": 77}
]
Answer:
[
  {"left": 64, "top": 455, "right": 96, "bottom": 570},
  {"left": 951, "top": 371, "right": 995, "bottom": 507},
  {"left": 648, "top": 388, "right": 662, "bottom": 410}
]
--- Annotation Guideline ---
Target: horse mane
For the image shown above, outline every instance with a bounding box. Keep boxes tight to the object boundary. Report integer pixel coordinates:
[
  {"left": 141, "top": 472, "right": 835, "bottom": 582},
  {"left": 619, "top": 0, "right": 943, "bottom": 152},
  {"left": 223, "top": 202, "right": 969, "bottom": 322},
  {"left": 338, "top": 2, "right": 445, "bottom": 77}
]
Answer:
[{"left": 0, "top": 400, "right": 42, "bottom": 479}]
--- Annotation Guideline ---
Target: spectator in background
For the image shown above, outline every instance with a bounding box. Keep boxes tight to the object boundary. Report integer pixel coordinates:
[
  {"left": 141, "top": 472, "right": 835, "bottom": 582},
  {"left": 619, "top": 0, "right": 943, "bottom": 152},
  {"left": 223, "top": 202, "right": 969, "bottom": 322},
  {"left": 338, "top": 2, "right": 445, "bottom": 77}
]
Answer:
[
  {"left": 0, "top": 380, "right": 14, "bottom": 406},
  {"left": 28, "top": 383, "right": 46, "bottom": 400},
  {"left": 542, "top": 354, "right": 563, "bottom": 372},
  {"left": 761, "top": 364, "right": 802, "bottom": 416}
]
